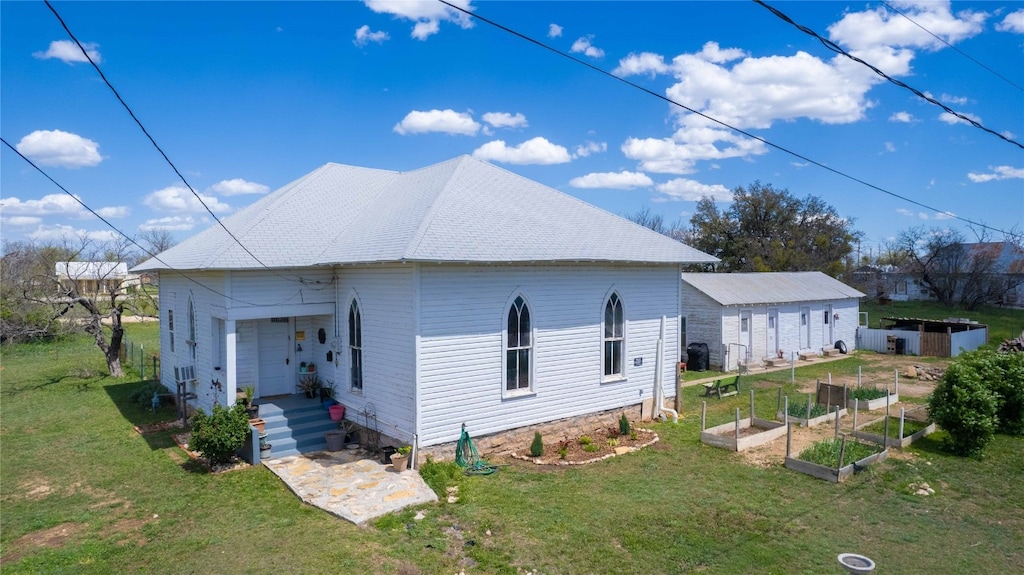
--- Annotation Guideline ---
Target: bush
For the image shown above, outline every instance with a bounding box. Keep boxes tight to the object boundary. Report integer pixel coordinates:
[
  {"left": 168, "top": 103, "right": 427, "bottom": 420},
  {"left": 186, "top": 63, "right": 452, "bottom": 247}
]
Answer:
[
  {"left": 928, "top": 360, "right": 998, "bottom": 457},
  {"left": 530, "top": 431, "right": 544, "bottom": 457},
  {"left": 619, "top": 413, "right": 631, "bottom": 436},
  {"left": 973, "top": 351, "right": 1024, "bottom": 436},
  {"left": 418, "top": 457, "right": 464, "bottom": 499},
  {"left": 189, "top": 403, "right": 250, "bottom": 465}
]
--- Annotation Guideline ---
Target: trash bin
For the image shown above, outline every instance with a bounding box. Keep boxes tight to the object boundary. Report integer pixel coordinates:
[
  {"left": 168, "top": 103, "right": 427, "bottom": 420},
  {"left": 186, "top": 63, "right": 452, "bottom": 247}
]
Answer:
[
  {"left": 686, "top": 342, "right": 709, "bottom": 372},
  {"left": 895, "top": 337, "right": 906, "bottom": 355}
]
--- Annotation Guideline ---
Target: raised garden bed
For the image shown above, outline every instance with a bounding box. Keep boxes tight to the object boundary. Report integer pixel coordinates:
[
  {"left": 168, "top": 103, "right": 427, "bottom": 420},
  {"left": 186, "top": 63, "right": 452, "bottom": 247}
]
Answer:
[
  {"left": 852, "top": 416, "right": 935, "bottom": 448},
  {"left": 778, "top": 405, "right": 847, "bottom": 428},
  {"left": 784, "top": 436, "right": 888, "bottom": 483},
  {"left": 700, "top": 417, "right": 787, "bottom": 452},
  {"left": 846, "top": 390, "right": 898, "bottom": 411}
]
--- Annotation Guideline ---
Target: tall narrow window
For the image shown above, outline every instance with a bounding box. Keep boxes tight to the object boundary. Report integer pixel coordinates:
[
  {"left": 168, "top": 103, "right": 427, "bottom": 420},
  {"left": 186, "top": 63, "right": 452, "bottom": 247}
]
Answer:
[
  {"left": 187, "top": 297, "right": 197, "bottom": 361},
  {"left": 506, "top": 296, "right": 532, "bottom": 392},
  {"left": 168, "top": 309, "right": 175, "bottom": 353},
  {"left": 348, "top": 300, "right": 363, "bottom": 391},
  {"left": 603, "top": 293, "right": 624, "bottom": 378}
]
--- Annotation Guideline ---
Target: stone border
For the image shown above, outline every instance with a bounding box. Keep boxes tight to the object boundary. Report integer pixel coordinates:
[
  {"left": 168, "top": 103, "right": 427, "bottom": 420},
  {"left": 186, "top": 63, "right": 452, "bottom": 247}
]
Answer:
[{"left": 508, "top": 429, "right": 659, "bottom": 466}]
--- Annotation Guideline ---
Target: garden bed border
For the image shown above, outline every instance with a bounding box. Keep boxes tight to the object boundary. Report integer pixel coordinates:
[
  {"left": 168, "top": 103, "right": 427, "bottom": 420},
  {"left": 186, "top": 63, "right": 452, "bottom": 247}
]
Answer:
[{"left": 700, "top": 417, "right": 787, "bottom": 452}]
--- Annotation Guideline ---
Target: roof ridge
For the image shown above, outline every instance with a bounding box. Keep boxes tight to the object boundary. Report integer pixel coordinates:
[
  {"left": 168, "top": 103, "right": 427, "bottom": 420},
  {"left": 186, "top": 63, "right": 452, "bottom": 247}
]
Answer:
[{"left": 402, "top": 156, "right": 471, "bottom": 259}]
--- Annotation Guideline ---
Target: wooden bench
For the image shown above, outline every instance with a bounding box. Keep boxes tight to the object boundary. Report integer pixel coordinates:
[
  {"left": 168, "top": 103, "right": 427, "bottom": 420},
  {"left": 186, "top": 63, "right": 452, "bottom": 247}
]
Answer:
[{"left": 702, "top": 376, "right": 740, "bottom": 399}]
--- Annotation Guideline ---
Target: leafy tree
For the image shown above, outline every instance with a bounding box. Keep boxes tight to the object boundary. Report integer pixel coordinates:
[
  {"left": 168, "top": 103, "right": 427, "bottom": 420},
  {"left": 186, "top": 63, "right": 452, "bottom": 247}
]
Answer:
[{"left": 687, "top": 182, "right": 859, "bottom": 275}]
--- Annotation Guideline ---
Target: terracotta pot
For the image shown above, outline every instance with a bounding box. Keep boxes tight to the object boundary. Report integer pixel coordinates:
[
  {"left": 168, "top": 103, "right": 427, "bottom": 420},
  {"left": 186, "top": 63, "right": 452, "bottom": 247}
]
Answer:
[
  {"left": 390, "top": 453, "right": 409, "bottom": 472},
  {"left": 249, "top": 418, "right": 265, "bottom": 434}
]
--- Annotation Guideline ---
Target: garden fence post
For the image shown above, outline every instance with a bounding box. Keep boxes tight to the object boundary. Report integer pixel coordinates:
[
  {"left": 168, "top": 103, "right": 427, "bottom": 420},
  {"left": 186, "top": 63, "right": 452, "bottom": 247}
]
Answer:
[
  {"left": 776, "top": 387, "right": 782, "bottom": 417},
  {"left": 791, "top": 351, "right": 795, "bottom": 385},
  {"left": 735, "top": 408, "right": 740, "bottom": 441},
  {"left": 853, "top": 399, "right": 859, "bottom": 431},
  {"left": 786, "top": 422, "right": 792, "bottom": 458},
  {"left": 837, "top": 435, "right": 847, "bottom": 472},
  {"left": 750, "top": 389, "right": 755, "bottom": 420},
  {"left": 701, "top": 401, "right": 706, "bottom": 432},
  {"left": 783, "top": 395, "right": 789, "bottom": 424},
  {"left": 899, "top": 408, "right": 905, "bottom": 441},
  {"left": 857, "top": 365, "right": 861, "bottom": 388},
  {"left": 895, "top": 368, "right": 900, "bottom": 396},
  {"left": 140, "top": 344, "right": 145, "bottom": 380},
  {"left": 884, "top": 394, "right": 891, "bottom": 450},
  {"left": 806, "top": 393, "right": 812, "bottom": 421},
  {"left": 834, "top": 405, "right": 840, "bottom": 438}
]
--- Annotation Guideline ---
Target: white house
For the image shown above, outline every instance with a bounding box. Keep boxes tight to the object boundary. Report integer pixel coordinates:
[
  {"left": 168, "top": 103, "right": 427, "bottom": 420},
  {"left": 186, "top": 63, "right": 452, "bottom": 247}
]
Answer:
[
  {"left": 55, "top": 261, "right": 130, "bottom": 296},
  {"left": 134, "top": 156, "right": 717, "bottom": 449},
  {"left": 679, "top": 272, "right": 864, "bottom": 371}
]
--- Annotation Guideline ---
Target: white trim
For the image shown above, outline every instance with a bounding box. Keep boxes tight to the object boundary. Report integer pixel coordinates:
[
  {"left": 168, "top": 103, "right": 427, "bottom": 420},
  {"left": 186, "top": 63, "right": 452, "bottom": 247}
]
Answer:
[
  {"left": 501, "top": 289, "right": 535, "bottom": 399},
  {"left": 224, "top": 302, "right": 335, "bottom": 321},
  {"left": 600, "top": 287, "right": 627, "bottom": 383}
]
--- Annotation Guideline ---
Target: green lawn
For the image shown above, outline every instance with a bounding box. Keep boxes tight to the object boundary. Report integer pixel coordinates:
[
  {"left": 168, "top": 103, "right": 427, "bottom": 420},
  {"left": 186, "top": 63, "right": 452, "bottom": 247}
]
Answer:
[
  {"left": 2, "top": 327, "right": 1022, "bottom": 574},
  {"left": 860, "top": 299, "right": 1024, "bottom": 345}
]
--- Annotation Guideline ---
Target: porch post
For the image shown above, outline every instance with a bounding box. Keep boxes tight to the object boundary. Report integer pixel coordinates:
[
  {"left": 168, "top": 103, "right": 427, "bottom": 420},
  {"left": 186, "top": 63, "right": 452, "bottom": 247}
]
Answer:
[{"left": 226, "top": 319, "right": 237, "bottom": 401}]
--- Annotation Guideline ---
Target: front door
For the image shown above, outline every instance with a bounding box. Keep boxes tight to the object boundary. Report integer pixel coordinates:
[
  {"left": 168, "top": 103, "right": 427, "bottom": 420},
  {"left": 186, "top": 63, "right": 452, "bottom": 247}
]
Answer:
[
  {"left": 799, "top": 306, "right": 811, "bottom": 349},
  {"left": 767, "top": 309, "right": 778, "bottom": 357},
  {"left": 257, "top": 318, "right": 292, "bottom": 397},
  {"left": 823, "top": 305, "right": 834, "bottom": 348},
  {"left": 739, "top": 310, "right": 752, "bottom": 364}
]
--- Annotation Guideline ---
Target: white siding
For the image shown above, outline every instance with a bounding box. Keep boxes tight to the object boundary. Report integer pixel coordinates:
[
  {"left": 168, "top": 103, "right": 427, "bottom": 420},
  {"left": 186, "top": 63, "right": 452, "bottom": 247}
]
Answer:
[
  {"left": 417, "top": 264, "right": 680, "bottom": 446},
  {"left": 680, "top": 284, "right": 723, "bottom": 368}
]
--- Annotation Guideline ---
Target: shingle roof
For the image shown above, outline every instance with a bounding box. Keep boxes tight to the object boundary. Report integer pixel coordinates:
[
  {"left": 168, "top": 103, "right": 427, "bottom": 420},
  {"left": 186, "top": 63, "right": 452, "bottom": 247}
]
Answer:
[
  {"left": 680, "top": 272, "right": 864, "bottom": 306},
  {"left": 134, "top": 156, "right": 717, "bottom": 271}
]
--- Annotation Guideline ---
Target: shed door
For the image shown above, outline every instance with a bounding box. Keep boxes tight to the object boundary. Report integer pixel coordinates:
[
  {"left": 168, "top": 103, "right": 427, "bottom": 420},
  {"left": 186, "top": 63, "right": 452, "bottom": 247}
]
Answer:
[
  {"left": 823, "top": 305, "right": 834, "bottom": 348},
  {"left": 739, "top": 311, "right": 752, "bottom": 363},
  {"left": 257, "top": 318, "right": 291, "bottom": 397},
  {"left": 799, "top": 307, "right": 811, "bottom": 349},
  {"left": 767, "top": 309, "right": 778, "bottom": 357}
]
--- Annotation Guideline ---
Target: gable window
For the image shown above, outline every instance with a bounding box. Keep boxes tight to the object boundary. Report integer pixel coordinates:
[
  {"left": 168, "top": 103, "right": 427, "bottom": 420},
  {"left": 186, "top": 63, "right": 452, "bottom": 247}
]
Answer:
[
  {"left": 187, "top": 297, "right": 197, "bottom": 361},
  {"left": 348, "top": 300, "right": 363, "bottom": 391},
  {"left": 506, "top": 296, "right": 532, "bottom": 393},
  {"left": 603, "top": 293, "right": 624, "bottom": 379},
  {"left": 168, "top": 309, "right": 175, "bottom": 353}
]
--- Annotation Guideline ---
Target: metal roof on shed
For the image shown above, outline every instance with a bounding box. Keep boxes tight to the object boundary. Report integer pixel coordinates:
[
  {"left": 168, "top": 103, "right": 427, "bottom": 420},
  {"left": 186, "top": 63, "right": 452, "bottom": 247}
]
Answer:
[{"left": 680, "top": 272, "right": 864, "bottom": 306}]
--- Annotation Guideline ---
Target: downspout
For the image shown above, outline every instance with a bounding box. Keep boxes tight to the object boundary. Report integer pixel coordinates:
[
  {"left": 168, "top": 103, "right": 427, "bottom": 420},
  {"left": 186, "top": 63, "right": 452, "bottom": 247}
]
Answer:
[{"left": 656, "top": 315, "right": 679, "bottom": 423}]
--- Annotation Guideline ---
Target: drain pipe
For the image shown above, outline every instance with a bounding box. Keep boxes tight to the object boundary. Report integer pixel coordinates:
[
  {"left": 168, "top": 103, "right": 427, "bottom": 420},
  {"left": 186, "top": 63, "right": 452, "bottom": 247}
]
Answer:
[{"left": 656, "top": 316, "right": 679, "bottom": 423}]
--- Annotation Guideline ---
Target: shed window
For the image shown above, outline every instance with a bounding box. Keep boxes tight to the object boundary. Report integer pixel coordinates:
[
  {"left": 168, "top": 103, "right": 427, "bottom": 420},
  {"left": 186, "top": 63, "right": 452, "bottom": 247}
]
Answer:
[
  {"left": 348, "top": 300, "right": 362, "bottom": 391},
  {"left": 506, "top": 296, "right": 532, "bottom": 393},
  {"left": 603, "top": 293, "right": 624, "bottom": 379},
  {"left": 168, "top": 309, "right": 175, "bottom": 353},
  {"left": 187, "top": 297, "right": 197, "bottom": 361}
]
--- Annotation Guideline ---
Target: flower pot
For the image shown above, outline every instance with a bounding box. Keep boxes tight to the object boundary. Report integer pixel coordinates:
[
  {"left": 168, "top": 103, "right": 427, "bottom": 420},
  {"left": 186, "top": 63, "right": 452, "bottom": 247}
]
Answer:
[
  {"left": 259, "top": 444, "right": 272, "bottom": 461},
  {"left": 390, "top": 453, "right": 409, "bottom": 472},
  {"left": 325, "top": 430, "right": 345, "bottom": 452},
  {"left": 329, "top": 404, "right": 345, "bottom": 421}
]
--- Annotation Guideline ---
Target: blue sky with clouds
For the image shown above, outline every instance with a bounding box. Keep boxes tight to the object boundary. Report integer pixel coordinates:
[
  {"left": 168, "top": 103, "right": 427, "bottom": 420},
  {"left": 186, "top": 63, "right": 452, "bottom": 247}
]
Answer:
[{"left": 2, "top": 1, "right": 1022, "bottom": 260}]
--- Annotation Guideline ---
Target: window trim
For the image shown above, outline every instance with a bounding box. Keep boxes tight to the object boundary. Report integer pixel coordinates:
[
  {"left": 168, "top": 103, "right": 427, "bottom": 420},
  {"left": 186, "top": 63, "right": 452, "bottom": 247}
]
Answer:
[
  {"left": 502, "top": 291, "right": 535, "bottom": 399},
  {"left": 168, "top": 308, "right": 176, "bottom": 353},
  {"left": 601, "top": 290, "right": 626, "bottom": 382},
  {"left": 187, "top": 296, "right": 197, "bottom": 361},
  {"left": 348, "top": 298, "right": 363, "bottom": 393}
]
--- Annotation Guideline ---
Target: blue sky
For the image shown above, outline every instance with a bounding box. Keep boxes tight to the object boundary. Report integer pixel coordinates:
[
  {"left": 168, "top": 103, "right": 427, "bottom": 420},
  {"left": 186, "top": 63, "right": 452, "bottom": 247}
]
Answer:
[{"left": 2, "top": 1, "right": 1022, "bottom": 261}]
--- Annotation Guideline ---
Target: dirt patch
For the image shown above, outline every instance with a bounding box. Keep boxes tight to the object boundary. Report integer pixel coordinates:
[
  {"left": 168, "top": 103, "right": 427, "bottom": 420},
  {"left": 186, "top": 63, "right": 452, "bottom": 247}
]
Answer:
[
  {"left": 739, "top": 424, "right": 838, "bottom": 469},
  {"left": 509, "top": 424, "right": 657, "bottom": 466},
  {"left": 2, "top": 522, "right": 88, "bottom": 564}
]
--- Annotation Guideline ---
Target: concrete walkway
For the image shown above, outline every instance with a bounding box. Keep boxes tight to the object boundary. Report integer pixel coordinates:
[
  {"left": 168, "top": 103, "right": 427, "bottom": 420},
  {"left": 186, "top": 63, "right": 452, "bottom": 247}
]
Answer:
[{"left": 262, "top": 448, "right": 437, "bottom": 525}]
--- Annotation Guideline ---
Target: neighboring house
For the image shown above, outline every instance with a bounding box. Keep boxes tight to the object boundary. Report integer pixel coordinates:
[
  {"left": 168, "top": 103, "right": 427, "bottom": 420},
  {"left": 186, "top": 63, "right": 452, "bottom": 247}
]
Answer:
[
  {"left": 55, "top": 262, "right": 129, "bottom": 297},
  {"left": 679, "top": 272, "right": 864, "bottom": 371},
  {"left": 133, "top": 156, "right": 717, "bottom": 449},
  {"left": 884, "top": 242, "right": 1024, "bottom": 308}
]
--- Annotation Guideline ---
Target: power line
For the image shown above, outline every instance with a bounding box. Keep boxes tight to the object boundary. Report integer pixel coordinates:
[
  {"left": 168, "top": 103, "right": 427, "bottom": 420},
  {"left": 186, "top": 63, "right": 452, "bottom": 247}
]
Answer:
[
  {"left": 436, "top": 0, "right": 1014, "bottom": 237},
  {"left": 881, "top": 1, "right": 1024, "bottom": 93},
  {"left": 43, "top": 0, "right": 301, "bottom": 283},
  {"left": 1, "top": 137, "right": 305, "bottom": 308},
  {"left": 755, "top": 0, "right": 1023, "bottom": 150}
]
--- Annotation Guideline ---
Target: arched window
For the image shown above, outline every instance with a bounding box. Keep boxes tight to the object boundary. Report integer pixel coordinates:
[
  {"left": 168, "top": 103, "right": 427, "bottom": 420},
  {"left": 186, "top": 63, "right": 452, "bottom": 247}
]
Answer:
[
  {"left": 505, "top": 295, "right": 532, "bottom": 393},
  {"left": 603, "top": 292, "right": 624, "bottom": 378},
  {"left": 187, "top": 296, "right": 197, "bottom": 361},
  {"left": 348, "top": 300, "right": 363, "bottom": 391}
]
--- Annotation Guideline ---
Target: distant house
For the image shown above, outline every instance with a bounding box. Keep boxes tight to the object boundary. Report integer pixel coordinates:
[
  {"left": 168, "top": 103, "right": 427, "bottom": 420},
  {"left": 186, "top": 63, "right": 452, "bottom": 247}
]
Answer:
[
  {"left": 134, "top": 156, "right": 717, "bottom": 452},
  {"left": 679, "top": 272, "right": 864, "bottom": 371},
  {"left": 55, "top": 262, "right": 130, "bottom": 297},
  {"left": 883, "top": 242, "right": 1024, "bottom": 308}
]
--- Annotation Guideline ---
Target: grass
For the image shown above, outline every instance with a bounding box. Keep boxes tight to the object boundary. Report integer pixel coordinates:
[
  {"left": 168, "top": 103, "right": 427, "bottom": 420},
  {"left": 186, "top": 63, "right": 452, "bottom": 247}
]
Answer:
[
  {"left": 3, "top": 327, "right": 1024, "bottom": 574},
  {"left": 860, "top": 299, "right": 1024, "bottom": 346},
  {"left": 798, "top": 438, "right": 880, "bottom": 468},
  {"left": 862, "top": 417, "right": 931, "bottom": 439}
]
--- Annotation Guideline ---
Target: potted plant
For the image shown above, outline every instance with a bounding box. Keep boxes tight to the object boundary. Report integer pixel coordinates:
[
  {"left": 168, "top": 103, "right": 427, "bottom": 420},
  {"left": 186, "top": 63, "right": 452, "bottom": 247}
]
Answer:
[
  {"left": 390, "top": 445, "right": 412, "bottom": 472},
  {"left": 298, "top": 375, "right": 321, "bottom": 399},
  {"left": 320, "top": 379, "right": 336, "bottom": 408},
  {"left": 242, "top": 385, "right": 258, "bottom": 418}
]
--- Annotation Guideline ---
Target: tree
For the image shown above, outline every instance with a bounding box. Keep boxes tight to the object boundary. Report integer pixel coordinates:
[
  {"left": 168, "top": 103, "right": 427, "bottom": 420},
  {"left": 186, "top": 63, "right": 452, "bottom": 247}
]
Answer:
[
  {"left": 687, "top": 182, "right": 859, "bottom": 275},
  {"left": 624, "top": 207, "right": 687, "bottom": 239}
]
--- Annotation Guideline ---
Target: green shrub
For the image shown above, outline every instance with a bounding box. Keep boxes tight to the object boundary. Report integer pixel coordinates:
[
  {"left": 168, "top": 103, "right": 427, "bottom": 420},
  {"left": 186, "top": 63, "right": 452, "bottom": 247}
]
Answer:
[
  {"left": 786, "top": 400, "right": 827, "bottom": 419},
  {"left": 189, "top": 403, "right": 250, "bottom": 465},
  {"left": 798, "top": 438, "right": 878, "bottom": 467},
  {"left": 578, "top": 435, "right": 593, "bottom": 446},
  {"left": 968, "top": 350, "right": 1024, "bottom": 436},
  {"left": 929, "top": 360, "right": 998, "bottom": 457},
  {"left": 849, "top": 387, "right": 888, "bottom": 401},
  {"left": 530, "top": 431, "right": 544, "bottom": 457},
  {"left": 418, "top": 457, "right": 464, "bottom": 499},
  {"left": 619, "top": 413, "right": 631, "bottom": 436}
]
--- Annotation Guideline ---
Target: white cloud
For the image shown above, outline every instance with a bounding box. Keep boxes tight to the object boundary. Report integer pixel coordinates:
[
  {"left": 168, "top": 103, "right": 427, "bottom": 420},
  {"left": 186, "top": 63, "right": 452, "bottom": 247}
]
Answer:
[
  {"left": 29, "top": 224, "right": 118, "bottom": 243},
  {"left": 889, "top": 111, "right": 914, "bottom": 123},
  {"left": 828, "top": 2, "right": 985, "bottom": 61},
  {"left": 1, "top": 216, "right": 42, "bottom": 227},
  {"left": 573, "top": 141, "right": 607, "bottom": 158},
  {"left": 940, "top": 93, "right": 968, "bottom": 105},
  {"left": 933, "top": 211, "right": 956, "bottom": 220},
  {"left": 393, "top": 109, "right": 480, "bottom": 136},
  {"left": 997, "top": 9, "right": 1024, "bottom": 33},
  {"left": 482, "top": 112, "right": 528, "bottom": 129},
  {"left": 939, "top": 111, "right": 982, "bottom": 125},
  {"left": 363, "top": 0, "right": 474, "bottom": 40},
  {"left": 918, "top": 212, "right": 930, "bottom": 219},
  {"left": 568, "top": 171, "right": 653, "bottom": 190},
  {"left": 884, "top": 142, "right": 896, "bottom": 153},
  {"left": 95, "top": 206, "right": 130, "bottom": 218},
  {"left": 622, "top": 125, "right": 768, "bottom": 175},
  {"left": 16, "top": 129, "right": 102, "bottom": 168},
  {"left": 139, "top": 216, "right": 198, "bottom": 232},
  {"left": 570, "top": 36, "right": 604, "bottom": 58},
  {"left": 654, "top": 178, "right": 732, "bottom": 202},
  {"left": 967, "top": 165, "right": 1024, "bottom": 183},
  {"left": 613, "top": 52, "right": 669, "bottom": 77},
  {"left": 210, "top": 178, "right": 270, "bottom": 196},
  {"left": 0, "top": 193, "right": 85, "bottom": 217},
  {"left": 353, "top": 24, "right": 389, "bottom": 46},
  {"left": 143, "top": 185, "right": 231, "bottom": 214},
  {"left": 896, "top": 208, "right": 914, "bottom": 217},
  {"left": 33, "top": 40, "right": 101, "bottom": 64},
  {"left": 472, "top": 137, "right": 571, "bottom": 165},
  {"left": 548, "top": 23, "right": 562, "bottom": 38}
]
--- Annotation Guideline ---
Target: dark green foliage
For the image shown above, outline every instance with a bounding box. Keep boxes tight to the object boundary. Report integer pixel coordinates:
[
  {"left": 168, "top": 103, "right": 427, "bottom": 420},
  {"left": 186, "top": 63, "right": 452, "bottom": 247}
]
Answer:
[
  {"left": 417, "top": 457, "right": 464, "bottom": 499},
  {"left": 128, "top": 381, "right": 167, "bottom": 407},
  {"left": 798, "top": 438, "right": 878, "bottom": 467},
  {"left": 849, "top": 387, "right": 888, "bottom": 401},
  {"left": 954, "top": 350, "right": 1024, "bottom": 436},
  {"left": 786, "top": 400, "right": 827, "bottom": 419},
  {"left": 929, "top": 360, "right": 998, "bottom": 457},
  {"left": 530, "top": 431, "right": 544, "bottom": 457},
  {"left": 189, "top": 403, "right": 250, "bottom": 465},
  {"left": 619, "top": 413, "right": 631, "bottom": 436}
]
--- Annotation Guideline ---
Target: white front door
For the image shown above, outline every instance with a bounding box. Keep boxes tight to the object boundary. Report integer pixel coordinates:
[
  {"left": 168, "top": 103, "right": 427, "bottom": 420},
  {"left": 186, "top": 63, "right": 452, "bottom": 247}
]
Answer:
[
  {"left": 767, "top": 309, "right": 778, "bottom": 357},
  {"left": 823, "top": 305, "right": 834, "bottom": 348},
  {"left": 739, "top": 310, "right": 752, "bottom": 364},
  {"left": 799, "top": 306, "right": 811, "bottom": 349},
  {"left": 257, "top": 318, "right": 292, "bottom": 397}
]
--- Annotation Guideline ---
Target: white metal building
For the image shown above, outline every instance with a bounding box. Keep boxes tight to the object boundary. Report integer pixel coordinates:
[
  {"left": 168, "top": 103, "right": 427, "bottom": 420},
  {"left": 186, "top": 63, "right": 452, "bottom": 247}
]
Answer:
[
  {"left": 680, "top": 272, "right": 864, "bottom": 371},
  {"left": 135, "top": 156, "right": 717, "bottom": 447}
]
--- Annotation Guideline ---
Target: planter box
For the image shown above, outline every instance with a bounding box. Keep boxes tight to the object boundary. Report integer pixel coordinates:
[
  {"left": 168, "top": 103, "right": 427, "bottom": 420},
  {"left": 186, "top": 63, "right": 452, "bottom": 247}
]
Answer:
[
  {"left": 852, "top": 420, "right": 935, "bottom": 448},
  {"left": 700, "top": 417, "right": 787, "bottom": 451},
  {"left": 776, "top": 408, "right": 847, "bottom": 428},
  {"left": 785, "top": 449, "right": 888, "bottom": 483},
  {"left": 847, "top": 393, "right": 898, "bottom": 411}
]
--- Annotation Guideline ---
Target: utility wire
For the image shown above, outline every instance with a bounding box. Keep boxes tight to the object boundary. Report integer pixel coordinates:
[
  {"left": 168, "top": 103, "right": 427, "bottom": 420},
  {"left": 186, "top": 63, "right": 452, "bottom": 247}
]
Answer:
[
  {"left": 755, "top": 0, "right": 1023, "bottom": 150},
  {"left": 1, "top": 137, "right": 301, "bottom": 308},
  {"left": 881, "top": 1, "right": 1024, "bottom": 93},
  {"left": 43, "top": 0, "right": 301, "bottom": 282},
  {"left": 436, "top": 0, "right": 1013, "bottom": 236}
]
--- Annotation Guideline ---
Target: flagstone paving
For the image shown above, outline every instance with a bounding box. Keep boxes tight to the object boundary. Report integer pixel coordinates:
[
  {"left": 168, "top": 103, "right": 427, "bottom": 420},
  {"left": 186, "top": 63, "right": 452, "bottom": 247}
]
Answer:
[{"left": 262, "top": 449, "right": 437, "bottom": 525}]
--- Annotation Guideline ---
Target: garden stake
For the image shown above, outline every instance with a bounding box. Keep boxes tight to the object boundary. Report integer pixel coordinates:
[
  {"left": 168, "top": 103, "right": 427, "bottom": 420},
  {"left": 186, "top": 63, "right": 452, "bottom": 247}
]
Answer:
[
  {"left": 749, "top": 390, "right": 755, "bottom": 420},
  {"left": 806, "top": 393, "right": 812, "bottom": 421},
  {"left": 884, "top": 394, "right": 891, "bottom": 450},
  {"left": 857, "top": 365, "right": 862, "bottom": 388},
  {"left": 786, "top": 421, "right": 792, "bottom": 457},
  {"left": 701, "top": 401, "right": 706, "bottom": 431},
  {"left": 776, "top": 387, "right": 782, "bottom": 416},
  {"left": 837, "top": 435, "right": 847, "bottom": 471},
  {"left": 791, "top": 351, "right": 795, "bottom": 384},
  {"left": 853, "top": 399, "right": 859, "bottom": 430},
  {"left": 783, "top": 395, "right": 789, "bottom": 423},
  {"left": 735, "top": 408, "right": 741, "bottom": 441}
]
